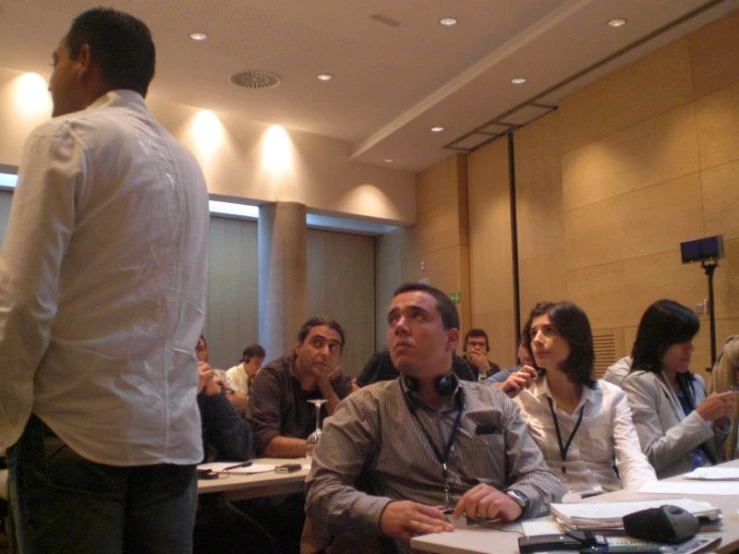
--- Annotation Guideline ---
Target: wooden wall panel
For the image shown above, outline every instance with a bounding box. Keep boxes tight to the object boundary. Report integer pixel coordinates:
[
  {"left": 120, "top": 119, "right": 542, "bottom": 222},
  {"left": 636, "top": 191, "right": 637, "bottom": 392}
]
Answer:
[
  {"left": 688, "top": 9, "right": 739, "bottom": 98},
  {"left": 307, "top": 229, "right": 375, "bottom": 377},
  {"left": 694, "top": 82, "right": 739, "bottom": 170},
  {"left": 558, "top": 39, "right": 694, "bottom": 155},
  {"left": 467, "top": 139, "right": 516, "bottom": 366},
  {"left": 565, "top": 173, "right": 704, "bottom": 270},
  {"left": 516, "top": 113, "right": 565, "bottom": 259},
  {"left": 515, "top": 112, "right": 568, "bottom": 324},
  {"left": 702, "top": 159, "right": 739, "bottom": 240},
  {"left": 562, "top": 104, "right": 700, "bottom": 211},
  {"left": 518, "top": 254, "right": 568, "bottom": 318},
  {"left": 408, "top": 154, "right": 471, "bottom": 337},
  {"left": 566, "top": 251, "right": 705, "bottom": 330}
]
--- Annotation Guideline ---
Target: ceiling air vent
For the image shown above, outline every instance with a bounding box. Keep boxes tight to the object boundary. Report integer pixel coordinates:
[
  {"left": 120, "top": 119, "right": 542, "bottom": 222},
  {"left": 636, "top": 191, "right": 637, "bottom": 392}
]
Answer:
[{"left": 230, "top": 70, "right": 281, "bottom": 89}]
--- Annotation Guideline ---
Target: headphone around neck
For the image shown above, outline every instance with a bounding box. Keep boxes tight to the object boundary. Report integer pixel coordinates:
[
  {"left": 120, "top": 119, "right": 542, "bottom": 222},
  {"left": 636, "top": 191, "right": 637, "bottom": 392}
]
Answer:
[{"left": 402, "top": 371, "right": 459, "bottom": 397}]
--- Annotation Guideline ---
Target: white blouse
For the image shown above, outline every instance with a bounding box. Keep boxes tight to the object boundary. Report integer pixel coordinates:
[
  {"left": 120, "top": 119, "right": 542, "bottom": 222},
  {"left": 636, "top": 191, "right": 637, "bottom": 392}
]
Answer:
[{"left": 515, "top": 377, "right": 656, "bottom": 495}]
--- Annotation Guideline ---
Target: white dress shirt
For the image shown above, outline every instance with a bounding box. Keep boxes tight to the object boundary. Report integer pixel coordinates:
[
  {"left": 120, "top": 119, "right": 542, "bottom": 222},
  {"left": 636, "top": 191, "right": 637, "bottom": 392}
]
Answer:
[
  {"left": 226, "top": 364, "right": 249, "bottom": 394},
  {"left": 515, "top": 377, "right": 656, "bottom": 494},
  {"left": 0, "top": 90, "right": 209, "bottom": 465}
]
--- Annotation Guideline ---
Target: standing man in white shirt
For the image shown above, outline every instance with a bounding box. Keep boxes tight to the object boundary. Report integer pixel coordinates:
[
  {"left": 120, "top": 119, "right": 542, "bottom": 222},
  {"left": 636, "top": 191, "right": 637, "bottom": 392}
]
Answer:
[{"left": 0, "top": 8, "right": 209, "bottom": 554}]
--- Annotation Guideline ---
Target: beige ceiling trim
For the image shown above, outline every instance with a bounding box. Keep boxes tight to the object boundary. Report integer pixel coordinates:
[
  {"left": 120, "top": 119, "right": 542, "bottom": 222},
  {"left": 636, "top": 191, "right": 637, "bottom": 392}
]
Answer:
[{"left": 349, "top": 0, "right": 593, "bottom": 160}]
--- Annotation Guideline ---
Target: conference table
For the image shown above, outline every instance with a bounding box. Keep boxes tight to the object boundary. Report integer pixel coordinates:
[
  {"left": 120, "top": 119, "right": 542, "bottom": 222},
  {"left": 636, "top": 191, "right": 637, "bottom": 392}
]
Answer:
[
  {"left": 196, "top": 457, "right": 310, "bottom": 501},
  {"left": 411, "top": 460, "right": 739, "bottom": 554}
]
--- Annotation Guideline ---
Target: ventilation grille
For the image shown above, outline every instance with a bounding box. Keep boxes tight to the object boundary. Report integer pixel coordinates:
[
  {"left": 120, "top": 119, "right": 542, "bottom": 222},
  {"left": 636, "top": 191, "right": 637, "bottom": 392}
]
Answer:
[
  {"left": 230, "top": 70, "right": 281, "bottom": 89},
  {"left": 593, "top": 332, "right": 617, "bottom": 378}
]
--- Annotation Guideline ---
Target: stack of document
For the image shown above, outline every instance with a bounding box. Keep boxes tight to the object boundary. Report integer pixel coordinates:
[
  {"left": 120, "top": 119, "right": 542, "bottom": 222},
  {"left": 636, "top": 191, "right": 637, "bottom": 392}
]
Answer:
[
  {"left": 550, "top": 498, "right": 721, "bottom": 530},
  {"left": 682, "top": 467, "right": 739, "bottom": 481}
]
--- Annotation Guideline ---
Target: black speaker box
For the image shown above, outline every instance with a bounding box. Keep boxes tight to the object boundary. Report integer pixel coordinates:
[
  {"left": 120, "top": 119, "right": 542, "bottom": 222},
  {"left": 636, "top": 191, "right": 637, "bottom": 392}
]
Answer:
[
  {"left": 680, "top": 235, "right": 724, "bottom": 264},
  {"left": 623, "top": 505, "right": 700, "bottom": 543}
]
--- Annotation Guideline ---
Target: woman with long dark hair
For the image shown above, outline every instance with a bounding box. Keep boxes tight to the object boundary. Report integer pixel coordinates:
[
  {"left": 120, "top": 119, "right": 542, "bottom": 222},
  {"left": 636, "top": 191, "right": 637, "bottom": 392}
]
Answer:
[
  {"left": 515, "top": 302, "right": 655, "bottom": 497},
  {"left": 617, "top": 300, "right": 736, "bottom": 478}
]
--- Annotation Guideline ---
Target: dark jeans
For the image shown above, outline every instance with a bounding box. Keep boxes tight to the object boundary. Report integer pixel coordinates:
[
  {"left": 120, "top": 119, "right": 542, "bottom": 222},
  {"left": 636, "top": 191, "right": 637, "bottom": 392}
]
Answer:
[{"left": 7, "top": 415, "right": 197, "bottom": 554}]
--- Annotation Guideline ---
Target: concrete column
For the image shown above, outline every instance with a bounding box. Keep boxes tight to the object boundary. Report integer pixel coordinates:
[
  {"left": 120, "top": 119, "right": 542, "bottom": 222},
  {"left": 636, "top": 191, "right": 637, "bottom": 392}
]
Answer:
[{"left": 258, "top": 202, "right": 308, "bottom": 359}]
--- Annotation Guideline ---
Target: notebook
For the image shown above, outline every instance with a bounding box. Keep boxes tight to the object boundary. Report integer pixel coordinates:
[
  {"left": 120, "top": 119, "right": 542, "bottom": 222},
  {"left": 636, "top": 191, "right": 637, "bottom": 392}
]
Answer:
[{"left": 550, "top": 498, "right": 721, "bottom": 530}]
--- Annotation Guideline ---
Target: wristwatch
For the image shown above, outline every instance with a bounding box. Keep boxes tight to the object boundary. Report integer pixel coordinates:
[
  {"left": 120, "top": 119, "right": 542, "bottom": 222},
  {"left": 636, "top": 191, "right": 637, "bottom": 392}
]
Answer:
[{"left": 505, "top": 489, "right": 529, "bottom": 511}]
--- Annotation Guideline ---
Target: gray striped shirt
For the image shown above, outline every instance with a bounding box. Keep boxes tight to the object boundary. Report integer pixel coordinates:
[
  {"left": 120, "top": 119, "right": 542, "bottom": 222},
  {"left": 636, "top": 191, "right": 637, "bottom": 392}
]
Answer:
[{"left": 306, "top": 378, "right": 566, "bottom": 551}]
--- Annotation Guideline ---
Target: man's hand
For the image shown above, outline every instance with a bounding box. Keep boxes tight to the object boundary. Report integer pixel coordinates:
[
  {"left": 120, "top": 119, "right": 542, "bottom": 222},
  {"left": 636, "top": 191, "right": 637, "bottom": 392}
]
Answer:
[
  {"left": 452, "top": 483, "right": 522, "bottom": 522},
  {"left": 226, "top": 390, "right": 248, "bottom": 415},
  {"left": 496, "top": 364, "right": 537, "bottom": 398},
  {"left": 198, "top": 361, "right": 221, "bottom": 397},
  {"left": 467, "top": 351, "right": 491, "bottom": 371},
  {"left": 379, "top": 501, "right": 454, "bottom": 543}
]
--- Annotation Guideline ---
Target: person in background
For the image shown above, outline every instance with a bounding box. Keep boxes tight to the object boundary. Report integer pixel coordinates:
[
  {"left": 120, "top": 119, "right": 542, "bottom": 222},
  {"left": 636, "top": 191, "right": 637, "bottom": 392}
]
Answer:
[
  {"left": 707, "top": 335, "right": 739, "bottom": 460},
  {"left": 226, "top": 344, "right": 266, "bottom": 397},
  {"left": 248, "top": 317, "right": 352, "bottom": 458},
  {"left": 487, "top": 330, "right": 539, "bottom": 397},
  {"left": 0, "top": 8, "right": 208, "bottom": 553},
  {"left": 514, "top": 302, "right": 656, "bottom": 497},
  {"left": 602, "top": 356, "right": 632, "bottom": 385},
  {"left": 305, "top": 283, "right": 564, "bottom": 554},
  {"left": 197, "top": 335, "right": 248, "bottom": 416},
  {"left": 617, "top": 300, "right": 736, "bottom": 478},
  {"left": 194, "top": 361, "right": 279, "bottom": 554},
  {"left": 462, "top": 328, "right": 501, "bottom": 380},
  {"left": 354, "top": 347, "right": 533, "bottom": 399}
]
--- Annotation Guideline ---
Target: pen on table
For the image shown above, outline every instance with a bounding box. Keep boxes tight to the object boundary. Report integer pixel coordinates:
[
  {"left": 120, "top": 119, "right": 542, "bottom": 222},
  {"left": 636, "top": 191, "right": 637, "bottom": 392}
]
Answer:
[{"left": 221, "top": 461, "right": 253, "bottom": 471}]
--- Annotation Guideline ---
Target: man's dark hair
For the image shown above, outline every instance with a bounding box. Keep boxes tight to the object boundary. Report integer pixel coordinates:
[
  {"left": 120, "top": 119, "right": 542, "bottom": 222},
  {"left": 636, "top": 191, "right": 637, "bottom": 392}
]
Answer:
[
  {"left": 242, "top": 344, "right": 266, "bottom": 361},
  {"left": 523, "top": 301, "right": 596, "bottom": 388},
  {"left": 392, "top": 282, "right": 459, "bottom": 330},
  {"left": 631, "top": 299, "right": 699, "bottom": 374},
  {"left": 67, "top": 8, "right": 155, "bottom": 96},
  {"left": 297, "top": 317, "right": 346, "bottom": 350},
  {"left": 463, "top": 328, "right": 489, "bottom": 351}
]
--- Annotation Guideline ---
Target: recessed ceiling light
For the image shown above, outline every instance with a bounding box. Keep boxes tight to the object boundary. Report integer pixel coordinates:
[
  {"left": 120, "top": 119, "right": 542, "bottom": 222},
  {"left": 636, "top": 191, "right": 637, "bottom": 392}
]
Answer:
[
  {"left": 439, "top": 17, "right": 457, "bottom": 26},
  {"left": 431, "top": 126, "right": 444, "bottom": 133},
  {"left": 189, "top": 32, "right": 208, "bottom": 41},
  {"left": 608, "top": 18, "right": 627, "bottom": 28},
  {"left": 511, "top": 77, "right": 527, "bottom": 85},
  {"left": 317, "top": 74, "right": 333, "bottom": 81},
  {"left": 384, "top": 158, "right": 395, "bottom": 163}
]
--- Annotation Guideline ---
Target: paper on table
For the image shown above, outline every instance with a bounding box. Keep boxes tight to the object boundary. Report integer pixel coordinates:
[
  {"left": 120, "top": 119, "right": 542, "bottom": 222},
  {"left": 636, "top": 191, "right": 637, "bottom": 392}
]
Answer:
[
  {"left": 521, "top": 519, "right": 563, "bottom": 536},
  {"left": 682, "top": 467, "right": 739, "bottom": 481},
  {"left": 638, "top": 480, "right": 739, "bottom": 495},
  {"left": 197, "top": 462, "right": 276, "bottom": 474}
]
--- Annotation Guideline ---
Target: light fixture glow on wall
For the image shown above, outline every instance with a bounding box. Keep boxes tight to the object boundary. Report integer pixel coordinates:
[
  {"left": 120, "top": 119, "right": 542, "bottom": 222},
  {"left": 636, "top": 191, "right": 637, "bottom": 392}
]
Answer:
[
  {"left": 317, "top": 74, "right": 333, "bottom": 81},
  {"left": 511, "top": 77, "right": 527, "bottom": 85},
  {"left": 431, "top": 126, "right": 444, "bottom": 133},
  {"left": 608, "top": 18, "right": 627, "bottom": 28},
  {"left": 15, "top": 73, "right": 52, "bottom": 116},
  {"left": 190, "top": 32, "right": 208, "bottom": 41},
  {"left": 262, "top": 125, "right": 293, "bottom": 173},
  {"left": 439, "top": 17, "right": 457, "bottom": 26}
]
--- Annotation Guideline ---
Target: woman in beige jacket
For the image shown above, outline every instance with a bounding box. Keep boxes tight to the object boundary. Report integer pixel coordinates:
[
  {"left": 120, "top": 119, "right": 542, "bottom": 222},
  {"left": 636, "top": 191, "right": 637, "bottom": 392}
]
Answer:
[{"left": 708, "top": 335, "right": 739, "bottom": 460}]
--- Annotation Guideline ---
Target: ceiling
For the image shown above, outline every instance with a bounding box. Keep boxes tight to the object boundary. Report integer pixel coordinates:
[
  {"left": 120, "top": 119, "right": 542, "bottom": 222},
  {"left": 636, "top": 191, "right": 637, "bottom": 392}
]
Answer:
[{"left": 0, "top": 0, "right": 738, "bottom": 172}]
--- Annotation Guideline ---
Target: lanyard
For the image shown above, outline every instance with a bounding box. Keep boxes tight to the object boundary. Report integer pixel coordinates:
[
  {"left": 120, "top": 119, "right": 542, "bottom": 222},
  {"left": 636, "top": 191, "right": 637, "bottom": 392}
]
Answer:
[
  {"left": 403, "top": 385, "right": 464, "bottom": 509},
  {"left": 547, "top": 397, "right": 584, "bottom": 475}
]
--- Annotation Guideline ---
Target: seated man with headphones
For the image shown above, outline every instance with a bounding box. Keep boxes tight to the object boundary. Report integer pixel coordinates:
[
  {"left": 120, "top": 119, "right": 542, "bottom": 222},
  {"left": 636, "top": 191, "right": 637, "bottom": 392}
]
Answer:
[{"left": 305, "top": 282, "right": 566, "bottom": 554}]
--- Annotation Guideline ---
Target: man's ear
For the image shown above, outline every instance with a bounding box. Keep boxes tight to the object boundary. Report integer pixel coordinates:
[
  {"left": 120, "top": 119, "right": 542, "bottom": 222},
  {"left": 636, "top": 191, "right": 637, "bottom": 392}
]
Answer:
[
  {"left": 74, "top": 44, "right": 94, "bottom": 78},
  {"left": 446, "top": 328, "right": 459, "bottom": 353},
  {"left": 294, "top": 341, "right": 302, "bottom": 357}
]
